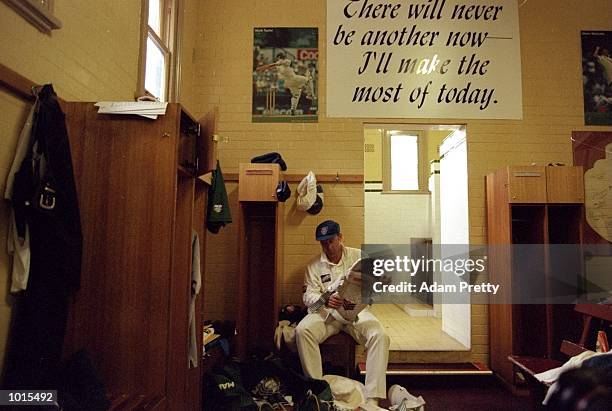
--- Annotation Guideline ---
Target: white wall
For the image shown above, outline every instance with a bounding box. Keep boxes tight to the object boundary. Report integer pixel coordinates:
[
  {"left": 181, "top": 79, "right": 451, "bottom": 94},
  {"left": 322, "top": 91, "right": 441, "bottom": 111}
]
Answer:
[
  {"left": 364, "top": 126, "right": 431, "bottom": 245},
  {"left": 364, "top": 189, "right": 430, "bottom": 244},
  {"left": 439, "top": 129, "right": 471, "bottom": 348},
  {"left": 429, "top": 162, "right": 443, "bottom": 316}
]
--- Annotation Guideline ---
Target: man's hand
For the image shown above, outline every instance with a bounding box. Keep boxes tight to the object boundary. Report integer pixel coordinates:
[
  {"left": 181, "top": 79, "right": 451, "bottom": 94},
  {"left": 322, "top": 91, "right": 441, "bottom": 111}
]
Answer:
[{"left": 326, "top": 292, "right": 343, "bottom": 309}]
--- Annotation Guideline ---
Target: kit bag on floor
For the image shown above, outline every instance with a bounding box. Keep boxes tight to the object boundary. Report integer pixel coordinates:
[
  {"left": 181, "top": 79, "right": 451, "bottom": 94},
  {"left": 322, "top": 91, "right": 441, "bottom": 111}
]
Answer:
[
  {"left": 240, "top": 357, "right": 333, "bottom": 410},
  {"left": 203, "top": 362, "right": 258, "bottom": 411}
]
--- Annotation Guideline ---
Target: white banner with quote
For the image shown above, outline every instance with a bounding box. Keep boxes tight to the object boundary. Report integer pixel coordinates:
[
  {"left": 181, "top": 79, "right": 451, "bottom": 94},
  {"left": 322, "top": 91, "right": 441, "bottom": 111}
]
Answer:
[{"left": 326, "top": 0, "right": 522, "bottom": 119}]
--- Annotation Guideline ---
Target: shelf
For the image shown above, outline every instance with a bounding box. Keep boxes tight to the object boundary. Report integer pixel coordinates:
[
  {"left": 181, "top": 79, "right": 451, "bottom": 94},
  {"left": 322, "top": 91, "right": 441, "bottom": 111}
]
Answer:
[
  {"left": 511, "top": 205, "right": 545, "bottom": 244},
  {"left": 225, "top": 172, "right": 363, "bottom": 183}
]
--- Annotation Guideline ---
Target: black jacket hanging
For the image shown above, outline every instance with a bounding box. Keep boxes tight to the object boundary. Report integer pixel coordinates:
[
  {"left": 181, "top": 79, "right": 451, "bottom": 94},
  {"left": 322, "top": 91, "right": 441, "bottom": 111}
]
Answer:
[
  {"left": 11, "top": 84, "right": 82, "bottom": 295},
  {"left": 4, "top": 84, "right": 83, "bottom": 391}
]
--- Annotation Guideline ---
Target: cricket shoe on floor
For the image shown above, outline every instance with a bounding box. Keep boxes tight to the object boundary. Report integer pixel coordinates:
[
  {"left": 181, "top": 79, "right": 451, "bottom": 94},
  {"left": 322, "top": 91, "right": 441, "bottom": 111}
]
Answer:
[{"left": 387, "top": 384, "right": 426, "bottom": 411}]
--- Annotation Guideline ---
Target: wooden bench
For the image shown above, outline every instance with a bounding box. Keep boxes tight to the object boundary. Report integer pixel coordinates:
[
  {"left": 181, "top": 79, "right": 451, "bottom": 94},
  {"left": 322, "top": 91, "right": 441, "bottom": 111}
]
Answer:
[
  {"left": 276, "top": 326, "right": 357, "bottom": 378},
  {"left": 320, "top": 332, "right": 357, "bottom": 378},
  {"left": 508, "top": 304, "right": 612, "bottom": 409}
]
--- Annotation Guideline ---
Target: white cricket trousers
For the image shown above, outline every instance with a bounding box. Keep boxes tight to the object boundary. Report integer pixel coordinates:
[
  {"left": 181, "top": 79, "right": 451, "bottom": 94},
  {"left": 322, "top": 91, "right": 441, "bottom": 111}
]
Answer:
[{"left": 295, "top": 310, "right": 390, "bottom": 399}]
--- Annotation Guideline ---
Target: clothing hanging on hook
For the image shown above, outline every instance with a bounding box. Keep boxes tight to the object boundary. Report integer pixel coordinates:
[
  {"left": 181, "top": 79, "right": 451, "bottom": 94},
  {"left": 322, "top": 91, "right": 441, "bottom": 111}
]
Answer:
[
  {"left": 4, "top": 84, "right": 82, "bottom": 391},
  {"left": 4, "top": 97, "right": 38, "bottom": 292}
]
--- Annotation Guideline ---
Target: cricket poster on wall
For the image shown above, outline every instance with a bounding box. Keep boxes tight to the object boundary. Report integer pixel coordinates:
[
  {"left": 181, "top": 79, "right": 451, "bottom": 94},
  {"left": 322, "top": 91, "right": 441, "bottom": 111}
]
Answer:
[
  {"left": 253, "top": 27, "right": 318, "bottom": 123},
  {"left": 582, "top": 31, "right": 612, "bottom": 125}
]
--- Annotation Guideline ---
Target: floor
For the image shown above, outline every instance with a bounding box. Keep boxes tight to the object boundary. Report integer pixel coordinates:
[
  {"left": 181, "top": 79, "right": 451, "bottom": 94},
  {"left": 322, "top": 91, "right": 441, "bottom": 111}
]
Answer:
[
  {"left": 369, "top": 304, "right": 468, "bottom": 351},
  {"left": 378, "top": 375, "right": 532, "bottom": 411}
]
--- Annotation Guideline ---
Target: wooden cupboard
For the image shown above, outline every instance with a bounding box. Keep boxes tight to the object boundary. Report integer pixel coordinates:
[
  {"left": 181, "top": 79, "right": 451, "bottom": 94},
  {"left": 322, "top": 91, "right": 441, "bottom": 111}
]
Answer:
[
  {"left": 506, "top": 166, "right": 548, "bottom": 203},
  {"left": 236, "top": 163, "right": 281, "bottom": 358},
  {"left": 238, "top": 163, "right": 281, "bottom": 202},
  {"left": 545, "top": 166, "right": 585, "bottom": 203},
  {"left": 486, "top": 166, "right": 585, "bottom": 388},
  {"left": 498, "top": 165, "right": 585, "bottom": 204},
  {"left": 62, "top": 103, "right": 212, "bottom": 410}
]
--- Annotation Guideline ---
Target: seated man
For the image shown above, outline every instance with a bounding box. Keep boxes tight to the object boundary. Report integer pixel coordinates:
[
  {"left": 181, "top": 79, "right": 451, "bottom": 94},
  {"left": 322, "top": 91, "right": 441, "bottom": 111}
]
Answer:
[{"left": 295, "top": 220, "right": 390, "bottom": 407}]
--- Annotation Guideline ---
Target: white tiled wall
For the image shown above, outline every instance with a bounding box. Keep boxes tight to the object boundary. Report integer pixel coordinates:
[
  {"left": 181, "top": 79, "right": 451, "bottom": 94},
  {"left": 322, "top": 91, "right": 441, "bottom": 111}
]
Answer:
[{"left": 364, "top": 191, "right": 431, "bottom": 244}]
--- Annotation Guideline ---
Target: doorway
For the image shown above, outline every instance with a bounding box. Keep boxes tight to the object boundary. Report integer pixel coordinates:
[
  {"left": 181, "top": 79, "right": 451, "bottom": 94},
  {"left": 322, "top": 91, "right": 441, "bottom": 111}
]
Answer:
[{"left": 364, "top": 124, "right": 470, "bottom": 351}]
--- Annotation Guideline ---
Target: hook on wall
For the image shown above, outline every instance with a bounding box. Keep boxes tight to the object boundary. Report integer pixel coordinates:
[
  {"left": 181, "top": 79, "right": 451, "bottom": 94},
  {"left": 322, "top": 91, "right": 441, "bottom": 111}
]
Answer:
[{"left": 336, "top": 172, "right": 340, "bottom": 183}]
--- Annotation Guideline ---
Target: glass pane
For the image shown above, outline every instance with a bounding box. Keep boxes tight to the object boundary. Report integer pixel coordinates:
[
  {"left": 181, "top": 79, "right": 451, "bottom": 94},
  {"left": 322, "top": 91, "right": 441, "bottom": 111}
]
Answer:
[
  {"left": 145, "top": 35, "right": 166, "bottom": 101},
  {"left": 148, "top": 0, "right": 161, "bottom": 36},
  {"left": 390, "top": 134, "right": 419, "bottom": 190}
]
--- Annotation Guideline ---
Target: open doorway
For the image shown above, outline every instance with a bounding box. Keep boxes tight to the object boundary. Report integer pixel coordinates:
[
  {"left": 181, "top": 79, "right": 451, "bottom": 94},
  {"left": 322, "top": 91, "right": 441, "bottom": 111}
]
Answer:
[{"left": 364, "top": 124, "right": 470, "bottom": 351}]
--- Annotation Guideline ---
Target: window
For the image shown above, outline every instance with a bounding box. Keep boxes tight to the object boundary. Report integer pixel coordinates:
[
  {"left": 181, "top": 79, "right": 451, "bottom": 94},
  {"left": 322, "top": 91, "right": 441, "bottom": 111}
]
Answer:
[
  {"left": 139, "top": 0, "right": 177, "bottom": 102},
  {"left": 4, "top": 0, "right": 62, "bottom": 33},
  {"left": 383, "top": 130, "right": 427, "bottom": 193}
]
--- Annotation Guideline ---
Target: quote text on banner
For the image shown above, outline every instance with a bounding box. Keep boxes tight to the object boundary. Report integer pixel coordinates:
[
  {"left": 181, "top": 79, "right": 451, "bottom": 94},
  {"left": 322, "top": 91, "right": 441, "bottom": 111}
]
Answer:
[{"left": 326, "top": 0, "right": 523, "bottom": 119}]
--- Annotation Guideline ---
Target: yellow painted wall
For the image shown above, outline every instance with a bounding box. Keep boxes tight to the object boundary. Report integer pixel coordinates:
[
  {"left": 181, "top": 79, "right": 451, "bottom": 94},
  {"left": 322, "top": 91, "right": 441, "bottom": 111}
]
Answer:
[
  {"left": 178, "top": 0, "right": 201, "bottom": 112},
  {"left": 364, "top": 128, "right": 382, "bottom": 181},
  {"left": 197, "top": 0, "right": 366, "bottom": 323},
  {"left": 427, "top": 130, "right": 450, "bottom": 164},
  {"left": 0, "top": 0, "right": 142, "bottom": 375},
  {"left": 196, "top": 0, "right": 612, "bottom": 365}
]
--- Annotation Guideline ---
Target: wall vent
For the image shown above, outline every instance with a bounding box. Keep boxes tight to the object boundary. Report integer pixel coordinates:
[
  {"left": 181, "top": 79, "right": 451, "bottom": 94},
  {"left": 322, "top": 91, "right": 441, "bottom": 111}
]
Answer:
[{"left": 364, "top": 143, "right": 375, "bottom": 152}]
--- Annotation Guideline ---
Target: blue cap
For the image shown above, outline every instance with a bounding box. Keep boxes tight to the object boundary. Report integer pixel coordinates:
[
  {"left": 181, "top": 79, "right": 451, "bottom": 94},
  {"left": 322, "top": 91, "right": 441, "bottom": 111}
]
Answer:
[{"left": 316, "top": 220, "right": 340, "bottom": 241}]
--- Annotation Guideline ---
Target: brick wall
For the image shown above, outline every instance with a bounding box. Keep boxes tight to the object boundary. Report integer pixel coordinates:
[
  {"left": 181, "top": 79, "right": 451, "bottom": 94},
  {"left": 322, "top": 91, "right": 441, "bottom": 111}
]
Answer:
[{"left": 195, "top": 0, "right": 612, "bottom": 365}]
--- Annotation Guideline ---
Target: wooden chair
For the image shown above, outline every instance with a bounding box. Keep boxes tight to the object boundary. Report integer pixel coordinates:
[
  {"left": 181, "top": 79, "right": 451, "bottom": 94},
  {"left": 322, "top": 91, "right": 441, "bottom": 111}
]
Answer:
[{"left": 508, "top": 304, "right": 612, "bottom": 409}]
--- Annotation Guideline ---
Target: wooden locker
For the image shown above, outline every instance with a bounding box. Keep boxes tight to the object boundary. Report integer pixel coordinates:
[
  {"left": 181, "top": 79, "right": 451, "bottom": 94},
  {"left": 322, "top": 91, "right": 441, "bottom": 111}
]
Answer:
[
  {"left": 63, "top": 103, "right": 208, "bottom": 410},
  {"left": 236, "top": 202, "right": 281, "bottom": 358},
  {"left": 546, "top": 166, "right": 585, "bottom": 203},
  {"left": 238, "top": 163, "right": 280, "bottom": 202},
  {"left": 507, "top": 166, "right": 547, "bottom": 203},
  {"left": 486, "top": 166, "right": 584, "bottom": 390}
]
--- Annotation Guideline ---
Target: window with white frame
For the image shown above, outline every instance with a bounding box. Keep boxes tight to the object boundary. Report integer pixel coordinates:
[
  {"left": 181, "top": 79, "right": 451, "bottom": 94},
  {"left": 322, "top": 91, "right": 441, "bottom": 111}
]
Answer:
[
  {"left": 140, "top": 0, "right": 177, "bottom": 102},
  {"left": 383, "top": 130, "right": 427, "bottom": 193}
]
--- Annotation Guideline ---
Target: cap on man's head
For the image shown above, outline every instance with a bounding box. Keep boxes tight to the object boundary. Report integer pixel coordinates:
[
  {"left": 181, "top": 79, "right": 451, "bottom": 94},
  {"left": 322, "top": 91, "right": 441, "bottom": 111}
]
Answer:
[{"left": 316, "top": 220, "right": 340, "bottom": 241}]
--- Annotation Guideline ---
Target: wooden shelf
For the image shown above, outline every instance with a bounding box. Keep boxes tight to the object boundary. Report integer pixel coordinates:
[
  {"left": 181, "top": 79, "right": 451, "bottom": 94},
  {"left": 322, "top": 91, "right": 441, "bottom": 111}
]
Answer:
[
  {"left": 225, "top": 172, "right": 363, "bottom": 183},
  {"left": 0, "top": 62, "right": 64, "bottom": 103}
]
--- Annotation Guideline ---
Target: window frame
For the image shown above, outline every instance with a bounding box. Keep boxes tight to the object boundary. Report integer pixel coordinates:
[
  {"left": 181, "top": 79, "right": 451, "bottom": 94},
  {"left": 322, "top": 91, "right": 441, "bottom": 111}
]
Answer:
[
  {"left": 138, "top": 0, "right": 180, "bottom": 102},
  {"left": 382, "top": 129, "right": 429, "bottom": 194}
]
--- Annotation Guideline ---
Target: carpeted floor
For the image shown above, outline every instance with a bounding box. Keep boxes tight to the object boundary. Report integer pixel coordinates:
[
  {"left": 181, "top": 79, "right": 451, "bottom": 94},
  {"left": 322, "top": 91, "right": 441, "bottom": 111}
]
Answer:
[{"left": 378, "top": 375, "right": 532, "bottom": 411}]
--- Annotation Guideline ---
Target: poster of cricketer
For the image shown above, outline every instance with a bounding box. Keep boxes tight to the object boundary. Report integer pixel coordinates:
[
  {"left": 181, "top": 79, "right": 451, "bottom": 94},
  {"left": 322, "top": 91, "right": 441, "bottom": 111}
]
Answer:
[
  {"left": 582, "top": 31, "right": 612, "bottom": 125},
  {"left": 253, "top": 27, "right": 318, "bottom": 123}
]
